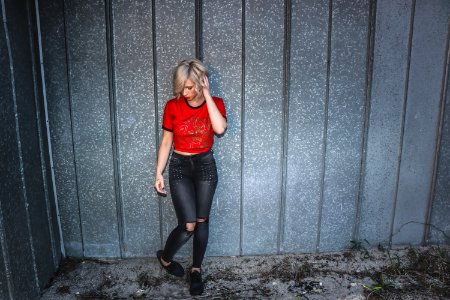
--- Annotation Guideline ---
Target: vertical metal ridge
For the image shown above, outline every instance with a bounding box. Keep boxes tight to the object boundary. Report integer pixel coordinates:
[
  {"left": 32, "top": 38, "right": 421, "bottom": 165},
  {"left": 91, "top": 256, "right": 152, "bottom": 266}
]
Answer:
[
  {"left": 34, "top": 0, "right": 65, "bottom": 260},
  {"left": 239, "top": 0, "right": 245, "bottom": 256},
  {"left": 389, "top": 0, "right": 416, "bottom": 247},
  {"left": 0, "top": 199, "right": 13, "bottom": 299},
  {"left": 62, "top": 0, "right": 85, "bottom": 256},
  {"left": 195, "top": 0, "right": 203, "bottom": 60},
  {"left": 28, "top": 0, "right": 59, "bottom": 267},
  {"left": 105, "top": 0, "right": 125, "bottom": 257},
  {"left": 152, "top": 0, "right": 164, "bottom": 250},
  {"left": 353, "top": 0, "right": 377, "bottom": 242},
  {"left": 277, "top": 0, "right": 291, "bottom": 254},
  {"left": 0, "top": 2, "right": 14, "bottom": 298},
  {"left": 5, "top": 0, "right": 40, "bottom": 291},
  {"left": 316, "top": 0, "right": 333, "bottom": 253},
  {"left": 424, "top": 21, "right": 450, "bottom": 244}
]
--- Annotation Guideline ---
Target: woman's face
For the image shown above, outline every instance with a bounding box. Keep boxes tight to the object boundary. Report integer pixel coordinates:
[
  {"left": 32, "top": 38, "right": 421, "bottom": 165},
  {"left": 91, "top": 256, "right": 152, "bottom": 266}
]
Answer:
[{"left": 182, "top": 78, "right": 200, "bottom": 101}]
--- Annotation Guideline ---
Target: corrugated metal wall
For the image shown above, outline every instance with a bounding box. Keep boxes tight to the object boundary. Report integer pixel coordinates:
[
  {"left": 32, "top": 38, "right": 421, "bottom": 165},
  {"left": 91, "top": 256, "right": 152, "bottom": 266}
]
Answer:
[
  {"left": 0, "top": 0, "right": 61, "bottom": 298},
  {"left": 37, "top": 0, "right": 450, "bottom": 259}
]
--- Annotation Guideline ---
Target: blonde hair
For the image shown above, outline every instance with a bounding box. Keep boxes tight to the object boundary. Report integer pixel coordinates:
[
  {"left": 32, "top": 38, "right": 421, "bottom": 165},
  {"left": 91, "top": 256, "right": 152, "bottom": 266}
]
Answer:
[{"left": 173, "top": 58, "right": 208, "bottom": 98}]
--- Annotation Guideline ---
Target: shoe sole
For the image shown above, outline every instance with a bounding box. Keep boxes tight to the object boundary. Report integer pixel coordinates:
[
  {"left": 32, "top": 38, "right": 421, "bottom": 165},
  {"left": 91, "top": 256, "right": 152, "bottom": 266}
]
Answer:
[{"left": 156, "top": 250, "right": 185, "bottom": 277}]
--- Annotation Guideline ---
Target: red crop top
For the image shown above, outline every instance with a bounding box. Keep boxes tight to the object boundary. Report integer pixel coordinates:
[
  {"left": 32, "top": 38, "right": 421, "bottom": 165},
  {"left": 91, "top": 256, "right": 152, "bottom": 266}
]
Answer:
[{"left": 162, "top": 96, "right": 226, "bottom": 154}]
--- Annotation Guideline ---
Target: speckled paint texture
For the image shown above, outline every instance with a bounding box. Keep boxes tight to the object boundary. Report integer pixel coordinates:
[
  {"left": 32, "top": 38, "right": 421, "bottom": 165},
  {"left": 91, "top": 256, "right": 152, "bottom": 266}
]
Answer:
[
  {"left": 242, "top": 0, "right": 284, "bottom": 255},
  {"left": 112, "top": 0, "right": 159, "bottom": 257},
  {"left": 155, "top": 0, "right": 196, "bottom": 258},
  {"left": 0, "top": 0, "right": 60, "bottom": 297},
  {"left": 16, "top": 1, "right": 58, "bottom": 288},
  {"left": 430, "top": 76, "right": 450, "bottom": 244},
  {"left": 40, "top": 0, "right": 82, "bottom": 257},
  {"left": 37, "top": 0, "right": 450, "bottom": 260},
  {"left": 283, "top": 0, "right": 329, "bottom": 253},
  {"left": 392, "top": 0, "right": 450, "bottom": 245},
  {"left": 65, "top": 0, "right": 119, "bottom": 257},
  {"left": 0, "top": 4, "right": 38, "bottom": 296},
  {"left": 202, "top": 0, "right": 242, "bottom": 256},
  {"left": 359, "top": 0, "right": 412, "bottom": 245},
  {"left": 4, "top": 0, "right": 450, "bottom": 297},
  {"left": 319, "top": 0, "right": 369, "bottom": 251}
]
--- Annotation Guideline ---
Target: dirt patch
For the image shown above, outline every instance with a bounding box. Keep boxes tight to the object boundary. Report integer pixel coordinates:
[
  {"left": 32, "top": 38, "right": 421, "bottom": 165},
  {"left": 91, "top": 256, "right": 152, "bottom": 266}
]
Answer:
[
  {"left": 41, "top": 245, "right": 449, "bottom": 299},
  {"left": 363, "top": 246, "right": 449, "bottom": 299}
]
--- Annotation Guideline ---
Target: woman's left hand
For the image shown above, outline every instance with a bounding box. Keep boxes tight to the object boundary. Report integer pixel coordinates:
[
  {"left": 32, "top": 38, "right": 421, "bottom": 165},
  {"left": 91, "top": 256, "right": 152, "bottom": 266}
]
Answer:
[
  {"left": 201, "top": 75, "right": 211, "bottom": 98},
  {"left": 200, "top": 74, "right": 227, "bottom": 134}
]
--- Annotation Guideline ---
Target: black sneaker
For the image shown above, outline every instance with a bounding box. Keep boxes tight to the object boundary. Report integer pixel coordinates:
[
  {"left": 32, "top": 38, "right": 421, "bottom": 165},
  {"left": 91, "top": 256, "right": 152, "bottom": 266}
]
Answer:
[
  {"left": 156, "top": 250, "right": 185, "bottom": 277},
  {"left": 189, "top": 270, "right": 204, "bottom": 296}
]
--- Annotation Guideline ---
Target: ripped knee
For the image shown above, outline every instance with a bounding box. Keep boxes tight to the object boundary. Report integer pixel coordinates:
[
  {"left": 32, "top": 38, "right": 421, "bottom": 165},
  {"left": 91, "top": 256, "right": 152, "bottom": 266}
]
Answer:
[
  {"left": 185, "top": 219, "right": 208, "bottom": 232},
  {"left": 196, "top": 218, "right": 209, "bottom": 228},
  {"left": 185, "top": 222, "right": 196, "bottom": 232}
]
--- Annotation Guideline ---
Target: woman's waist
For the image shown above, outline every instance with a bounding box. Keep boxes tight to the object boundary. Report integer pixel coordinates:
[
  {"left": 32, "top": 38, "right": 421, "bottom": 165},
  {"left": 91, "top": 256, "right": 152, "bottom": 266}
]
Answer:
[{"left": 172, "top": 149, "right": 213, "bottom": 159}]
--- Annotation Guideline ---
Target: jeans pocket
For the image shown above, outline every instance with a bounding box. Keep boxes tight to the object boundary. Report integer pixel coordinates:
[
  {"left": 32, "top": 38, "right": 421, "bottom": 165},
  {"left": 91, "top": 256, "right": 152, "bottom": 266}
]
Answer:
[
  {"left": 169, "top": 155, "right": 181, "bottom": 166},
  {"left": 199, "top": 160, "right": 217, "bottom": 182}
]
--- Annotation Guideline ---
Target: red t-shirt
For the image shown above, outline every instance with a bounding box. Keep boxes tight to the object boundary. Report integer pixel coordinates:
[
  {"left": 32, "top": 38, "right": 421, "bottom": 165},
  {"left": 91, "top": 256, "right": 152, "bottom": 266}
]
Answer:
[{"left": 162, "top": 96, "right": 226, "bottom": 154}]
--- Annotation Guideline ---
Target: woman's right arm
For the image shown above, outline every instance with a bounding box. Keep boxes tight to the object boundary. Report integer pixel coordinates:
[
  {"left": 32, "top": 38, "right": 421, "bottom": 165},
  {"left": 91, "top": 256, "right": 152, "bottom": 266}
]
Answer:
[{"left": 154, "top": 129, "right": 173, "bottom": 195}]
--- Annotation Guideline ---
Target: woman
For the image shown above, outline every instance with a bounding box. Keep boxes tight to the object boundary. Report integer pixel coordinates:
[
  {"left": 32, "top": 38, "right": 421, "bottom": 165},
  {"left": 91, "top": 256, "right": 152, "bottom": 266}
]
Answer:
[{"left": 154, "top": 58, "right": 227, "bottom": 296}]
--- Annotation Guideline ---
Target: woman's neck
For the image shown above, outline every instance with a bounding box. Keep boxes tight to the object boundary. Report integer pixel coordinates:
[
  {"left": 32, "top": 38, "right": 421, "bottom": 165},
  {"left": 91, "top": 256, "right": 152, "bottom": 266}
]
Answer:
[{"left": 188, "top": 96, "right": 205, "bottom": 107}]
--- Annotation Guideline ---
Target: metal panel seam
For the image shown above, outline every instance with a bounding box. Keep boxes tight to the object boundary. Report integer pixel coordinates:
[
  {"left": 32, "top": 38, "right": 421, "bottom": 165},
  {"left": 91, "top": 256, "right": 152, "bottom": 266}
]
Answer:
[
  {"left": 0, "top": 206, "right": 13, "bottom": 299},
  {"left": 62, "top": 0, "right": 85, "bottom": 256},
  {"left": 316, "top": 0, "right": 333, "bottom": 253},
  {"left": 278, "top": 0, "right": 291, "bottom": 254},
  {"left": 195, "top": 0, "right": 202, "bottom": 60},
  {"left": 28, "top": 0, "right": 59, "bottom": 266},
  {"left": 0, "top": 1, "right": 13, "bottom": 278},
  {"left": 239, "top": 0, "right": 245, "bottom": 257},
  {"left": 151, "top": 0, "right": 164, "bottom": 251},
  {"left": 424, "top": 21, "right": 450, "bottom": 243},
  {"left": 389, "top": 0, "right": 416, "bottom": 246},
  {"left": 105, "top": 0, "right": 124, "bottom": 257},
  {"left": 34, "top": 0, "right": 65, "bottom": 260},
  {"left": 354, "top": 0, "right": 377, "bottom": 242},
  {"left": 3, "top": 0, "right": 40, "bottom": 291}
]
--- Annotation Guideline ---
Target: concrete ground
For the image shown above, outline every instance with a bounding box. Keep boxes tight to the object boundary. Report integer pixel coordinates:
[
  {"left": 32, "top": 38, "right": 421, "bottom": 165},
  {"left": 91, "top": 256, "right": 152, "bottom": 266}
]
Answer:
[{"left": 41, "top": 246, "right": 449, "bottom": 299}]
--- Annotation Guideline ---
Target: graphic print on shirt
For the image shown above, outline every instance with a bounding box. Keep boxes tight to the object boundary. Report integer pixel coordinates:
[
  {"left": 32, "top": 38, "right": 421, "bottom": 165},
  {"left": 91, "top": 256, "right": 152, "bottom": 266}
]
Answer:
[
  {"left": 162, "top": 96, "right": 226, "bottom": 153},
  {"left": 175, "top": 116, "right": 212, "bottom": 150}
]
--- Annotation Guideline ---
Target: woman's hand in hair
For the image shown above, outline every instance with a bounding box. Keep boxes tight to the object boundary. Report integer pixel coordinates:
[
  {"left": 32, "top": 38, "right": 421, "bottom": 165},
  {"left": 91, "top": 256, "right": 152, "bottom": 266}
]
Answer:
[
  {"left": 201, "top": 75, "right": 227, "bottom": 135},
  {"left": 201, "top": 75, "right": 211, "bottom": 98}
]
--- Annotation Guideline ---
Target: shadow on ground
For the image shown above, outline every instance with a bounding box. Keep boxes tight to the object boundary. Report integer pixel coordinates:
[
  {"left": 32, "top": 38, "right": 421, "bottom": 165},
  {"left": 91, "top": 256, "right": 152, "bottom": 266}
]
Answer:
[{"left": 41, "top": 246, "right": 449, "bottom": 299}]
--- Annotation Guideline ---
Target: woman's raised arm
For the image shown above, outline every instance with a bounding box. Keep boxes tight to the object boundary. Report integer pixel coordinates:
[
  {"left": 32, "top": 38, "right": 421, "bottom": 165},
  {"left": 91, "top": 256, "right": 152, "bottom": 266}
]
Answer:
[{"left": 202, "top": 76, "right": 227, "bottom": 135}]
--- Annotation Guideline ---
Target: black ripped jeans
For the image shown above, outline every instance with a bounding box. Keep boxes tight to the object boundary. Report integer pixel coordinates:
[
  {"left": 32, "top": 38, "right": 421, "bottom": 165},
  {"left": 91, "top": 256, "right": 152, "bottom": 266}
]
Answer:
[{"left": 161, "top": 150, "right": 218, "bottom": 268}]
